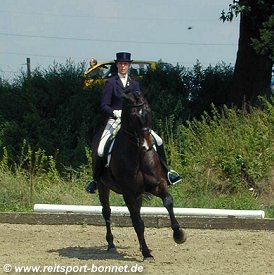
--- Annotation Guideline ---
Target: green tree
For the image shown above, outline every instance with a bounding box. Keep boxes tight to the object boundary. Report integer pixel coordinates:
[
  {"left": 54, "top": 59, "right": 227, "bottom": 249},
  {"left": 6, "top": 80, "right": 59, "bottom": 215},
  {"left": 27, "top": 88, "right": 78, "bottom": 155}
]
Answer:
[{"left": 221, "top": 0, "right": 273, "bottom": 106}]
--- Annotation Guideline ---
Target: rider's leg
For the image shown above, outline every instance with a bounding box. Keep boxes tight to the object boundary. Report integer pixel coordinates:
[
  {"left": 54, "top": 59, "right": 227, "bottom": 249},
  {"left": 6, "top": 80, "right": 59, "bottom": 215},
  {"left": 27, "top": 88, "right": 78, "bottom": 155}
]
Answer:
[
  {"left": 151, "top": 130, "right": 182, "bottom": 185},
  {"left": 86, "top": 118, "right": 121, "bottom": 194},
  {"left": 86, "top": 155, "right": 105, "bottom": 193}
]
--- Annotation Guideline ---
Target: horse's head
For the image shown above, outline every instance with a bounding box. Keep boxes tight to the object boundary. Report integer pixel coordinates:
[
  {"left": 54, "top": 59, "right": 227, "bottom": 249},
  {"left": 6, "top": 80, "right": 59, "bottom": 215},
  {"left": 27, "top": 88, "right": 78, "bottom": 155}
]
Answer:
[{"left": 121, "top": 91, "right": 152, "bottom": 136}]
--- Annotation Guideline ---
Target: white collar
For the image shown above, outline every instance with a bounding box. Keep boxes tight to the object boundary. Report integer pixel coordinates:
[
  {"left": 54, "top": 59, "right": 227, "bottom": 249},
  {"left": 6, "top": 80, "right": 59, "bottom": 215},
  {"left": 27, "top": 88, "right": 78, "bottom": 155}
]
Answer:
[{"left": 118, "top": 73, "right": 128, "bottom": 87}]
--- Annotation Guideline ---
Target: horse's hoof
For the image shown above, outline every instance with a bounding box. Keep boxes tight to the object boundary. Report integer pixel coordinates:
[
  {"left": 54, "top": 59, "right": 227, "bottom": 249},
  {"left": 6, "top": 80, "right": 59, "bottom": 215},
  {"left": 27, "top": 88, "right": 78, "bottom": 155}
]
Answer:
[
  {"left": 173, "top": 229, "right": 187, "bottom": 244},
  {"left": 108, "top": 247, "right": 117, "bottom": 253},
  {"left": 143, "top": 255, "right": 155, "bottom": 262},
  {"left": 107, "top": 245, "right": 116, "bottom": 252}
]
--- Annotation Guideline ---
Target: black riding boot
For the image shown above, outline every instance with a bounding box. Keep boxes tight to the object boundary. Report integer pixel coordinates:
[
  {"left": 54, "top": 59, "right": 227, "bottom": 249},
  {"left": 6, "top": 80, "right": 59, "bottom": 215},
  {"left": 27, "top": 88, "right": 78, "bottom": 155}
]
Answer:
[
  {"left": 86, "top": 156, "right": 105, "bottom": 194},
  {"left": 156, "top": 144, "right": 182, "bottom": 185}
]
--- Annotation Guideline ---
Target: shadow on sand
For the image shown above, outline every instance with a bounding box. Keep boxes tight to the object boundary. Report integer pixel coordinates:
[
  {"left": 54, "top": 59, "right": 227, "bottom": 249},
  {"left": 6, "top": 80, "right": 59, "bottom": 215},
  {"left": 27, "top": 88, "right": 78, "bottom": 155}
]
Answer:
[{"left": 48, "top": 245, "right": 139, "bottom": 262}]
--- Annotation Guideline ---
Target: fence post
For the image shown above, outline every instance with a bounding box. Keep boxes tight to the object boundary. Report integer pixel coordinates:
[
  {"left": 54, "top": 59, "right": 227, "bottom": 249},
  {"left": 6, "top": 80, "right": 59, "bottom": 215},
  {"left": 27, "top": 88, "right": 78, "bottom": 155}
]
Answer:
[{"left": 27, "top": 57, "right": 31, "bottom": 78}]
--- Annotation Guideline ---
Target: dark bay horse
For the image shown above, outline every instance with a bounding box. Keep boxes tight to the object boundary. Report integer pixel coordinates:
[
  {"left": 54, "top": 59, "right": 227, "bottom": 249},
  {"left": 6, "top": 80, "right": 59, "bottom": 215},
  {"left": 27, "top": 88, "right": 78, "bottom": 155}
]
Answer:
[{"left": 91, "top": 91, "right": 186, "bottom": 260}]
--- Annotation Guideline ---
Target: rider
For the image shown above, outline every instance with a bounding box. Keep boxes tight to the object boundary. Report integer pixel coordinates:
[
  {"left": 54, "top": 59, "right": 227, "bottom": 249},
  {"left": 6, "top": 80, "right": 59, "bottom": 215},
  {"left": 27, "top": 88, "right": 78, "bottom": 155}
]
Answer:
[{"left": 86, "top": 52, "right": 182, "bottom": 193}]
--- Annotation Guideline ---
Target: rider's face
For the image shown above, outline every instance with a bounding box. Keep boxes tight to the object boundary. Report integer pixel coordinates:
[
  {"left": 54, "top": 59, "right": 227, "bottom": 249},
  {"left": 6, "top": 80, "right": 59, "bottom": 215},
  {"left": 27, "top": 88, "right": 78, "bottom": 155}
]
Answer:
[{"left": 116, "top": 62, "right": 130, "bottom": 75}]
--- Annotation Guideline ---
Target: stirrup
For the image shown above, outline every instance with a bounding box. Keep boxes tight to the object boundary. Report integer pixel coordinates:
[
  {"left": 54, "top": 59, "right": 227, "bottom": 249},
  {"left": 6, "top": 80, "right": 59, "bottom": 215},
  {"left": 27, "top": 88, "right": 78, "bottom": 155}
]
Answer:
[
  {"left": 86, "top": 180, "right": 97, "bottom": 194},
  {"left": 167, "top": 170, "right": 182, "bottom": 185}
]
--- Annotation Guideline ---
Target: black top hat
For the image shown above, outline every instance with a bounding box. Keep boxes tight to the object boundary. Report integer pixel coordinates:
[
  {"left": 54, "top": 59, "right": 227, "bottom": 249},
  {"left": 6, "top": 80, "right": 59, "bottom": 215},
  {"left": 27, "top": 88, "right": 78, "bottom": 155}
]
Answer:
[{"left": 115, "top": 52, "right": 132, "bottom": 62}]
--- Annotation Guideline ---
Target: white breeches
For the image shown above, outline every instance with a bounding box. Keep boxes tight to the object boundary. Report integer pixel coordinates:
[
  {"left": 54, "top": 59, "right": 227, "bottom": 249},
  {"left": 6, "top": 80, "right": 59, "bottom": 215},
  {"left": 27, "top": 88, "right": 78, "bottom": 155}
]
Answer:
[
  {"left": 98, "top": 118, "right": 120, "bottom": 157},
  {"left": 97, "top": 118, "right": 163, "bottom": 157}
]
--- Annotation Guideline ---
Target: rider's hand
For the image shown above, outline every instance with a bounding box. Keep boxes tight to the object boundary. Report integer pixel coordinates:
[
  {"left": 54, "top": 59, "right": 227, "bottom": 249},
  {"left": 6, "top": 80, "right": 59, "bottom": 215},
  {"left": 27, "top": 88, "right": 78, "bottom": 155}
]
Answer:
[{"left": 113, "top": 110, "right": 122, "bottom": 119}]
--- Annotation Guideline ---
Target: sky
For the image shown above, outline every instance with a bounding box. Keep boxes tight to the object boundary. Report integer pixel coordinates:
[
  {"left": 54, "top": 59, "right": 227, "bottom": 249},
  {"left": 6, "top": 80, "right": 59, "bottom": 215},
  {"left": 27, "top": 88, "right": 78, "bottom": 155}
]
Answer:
[{"left": 0, "top": 0, "right": 240, "bottom": 81}]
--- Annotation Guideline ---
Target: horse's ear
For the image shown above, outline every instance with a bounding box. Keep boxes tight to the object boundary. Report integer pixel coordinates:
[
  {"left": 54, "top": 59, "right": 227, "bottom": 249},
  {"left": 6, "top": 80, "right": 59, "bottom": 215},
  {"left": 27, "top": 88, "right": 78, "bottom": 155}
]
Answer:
[
  {"left": 122, "top": 92, "right": 131, "bottom": 100},
  {"left": 135, "top": 91, "right": 146, "bottom": 103},
  {"left": 133, "top": 90, "right": 141, "bottom": 99},
  {"left": 121, "top": 92, "right": 134, "bottom": 106}
]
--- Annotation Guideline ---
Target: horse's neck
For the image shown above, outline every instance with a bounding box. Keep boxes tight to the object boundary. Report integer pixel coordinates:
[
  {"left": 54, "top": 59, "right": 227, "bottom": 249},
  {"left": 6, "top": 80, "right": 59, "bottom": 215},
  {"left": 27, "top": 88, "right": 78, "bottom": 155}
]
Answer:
[{"left": 119, "top": 128, "right": 140, "bottom": 147}]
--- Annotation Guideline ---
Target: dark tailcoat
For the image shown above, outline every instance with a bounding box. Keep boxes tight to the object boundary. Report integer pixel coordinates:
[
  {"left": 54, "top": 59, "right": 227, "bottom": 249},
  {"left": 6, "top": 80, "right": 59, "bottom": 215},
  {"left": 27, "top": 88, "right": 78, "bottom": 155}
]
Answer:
[{"left": 100, "top": 75, "right": 140, "bottom": 119}]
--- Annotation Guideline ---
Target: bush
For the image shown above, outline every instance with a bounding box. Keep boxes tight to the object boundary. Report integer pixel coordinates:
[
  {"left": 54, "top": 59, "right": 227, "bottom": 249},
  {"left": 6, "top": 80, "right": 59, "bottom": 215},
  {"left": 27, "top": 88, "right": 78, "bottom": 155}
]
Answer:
[
  {"left": 0, "top": 60, "right": 234, "bottom": 170},
  {"left": 176, "top": 98, "right": 274, "bottom": 199}
]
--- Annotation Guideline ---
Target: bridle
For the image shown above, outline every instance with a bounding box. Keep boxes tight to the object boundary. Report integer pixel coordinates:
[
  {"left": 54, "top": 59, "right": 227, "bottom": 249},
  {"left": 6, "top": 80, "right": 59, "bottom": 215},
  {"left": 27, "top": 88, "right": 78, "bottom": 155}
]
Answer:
[{"left": 122, "top": 101, "right": 154, "bottom": 152}]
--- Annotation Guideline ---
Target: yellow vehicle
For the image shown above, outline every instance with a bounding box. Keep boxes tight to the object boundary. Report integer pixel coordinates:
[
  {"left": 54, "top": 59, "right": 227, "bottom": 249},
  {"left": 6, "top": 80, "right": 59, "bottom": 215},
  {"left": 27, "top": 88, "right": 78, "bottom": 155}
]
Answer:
[{"left": 83, "top": 60, "right": 156, "bottom": 88}]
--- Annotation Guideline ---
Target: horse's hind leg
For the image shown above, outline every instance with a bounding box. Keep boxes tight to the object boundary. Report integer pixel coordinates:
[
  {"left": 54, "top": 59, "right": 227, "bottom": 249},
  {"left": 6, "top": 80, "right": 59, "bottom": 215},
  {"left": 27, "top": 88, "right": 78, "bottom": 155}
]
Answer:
[
  {"left": 123, "top": 194, "right": 153, "bottom": 260},
  {"left": 98, "top": 184, "right": 115, "bottom": 250}
]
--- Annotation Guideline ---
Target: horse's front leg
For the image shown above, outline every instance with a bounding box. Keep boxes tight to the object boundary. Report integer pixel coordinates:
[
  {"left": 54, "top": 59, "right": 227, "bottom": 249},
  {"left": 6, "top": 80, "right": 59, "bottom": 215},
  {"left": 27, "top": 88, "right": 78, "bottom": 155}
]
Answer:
[
  {"left": 123, "top": 194, "right": 153, "bottom": 260},
  {"left": 162, "top": 192, "right": 187, "bottom": 244},
  {"left": 98, "top": 183, "right": 115, "bottom": 251}
]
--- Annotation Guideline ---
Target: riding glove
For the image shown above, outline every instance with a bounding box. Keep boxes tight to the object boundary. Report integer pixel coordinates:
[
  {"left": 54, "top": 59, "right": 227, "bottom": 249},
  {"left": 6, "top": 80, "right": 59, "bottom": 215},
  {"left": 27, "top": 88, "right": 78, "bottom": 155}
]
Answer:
[{"left": 113, "top": 110, "right": 122, "bottom": 119}]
